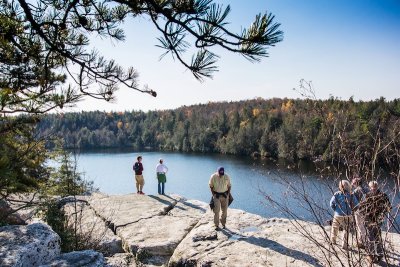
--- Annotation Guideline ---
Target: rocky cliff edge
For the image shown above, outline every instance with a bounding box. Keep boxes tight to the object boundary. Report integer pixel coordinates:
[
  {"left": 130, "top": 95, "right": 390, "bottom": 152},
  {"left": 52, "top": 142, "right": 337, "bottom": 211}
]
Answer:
[{"left": 1, "top": 193, "right": 399, "bottom": 267}]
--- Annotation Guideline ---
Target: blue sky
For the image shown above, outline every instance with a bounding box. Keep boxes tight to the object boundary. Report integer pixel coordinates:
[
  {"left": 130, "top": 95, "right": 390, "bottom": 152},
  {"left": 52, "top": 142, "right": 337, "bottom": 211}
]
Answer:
[{"left": 74, "top": 0, "right": 400, "bottom": 112}]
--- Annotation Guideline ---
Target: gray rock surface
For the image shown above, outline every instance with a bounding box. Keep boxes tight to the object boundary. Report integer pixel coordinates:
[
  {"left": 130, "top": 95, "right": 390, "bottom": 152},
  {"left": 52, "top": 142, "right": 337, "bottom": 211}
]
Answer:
[
  {"left": 39, "top": 250, "right": 104, "bottom": 267},
  {"left": 2, "top": 193, "right": 399, "bottom": 267},
  {"left": 88, "top": 194, "right": 180, "bottom": 228},
  {"left": 0, "top": 199, "right": 25, "bottom": 225},
  {"left": 2, "top": 193, "right": 42, "bottom": 224},
  {"left": 89, "top": 194, "right": 208, "bottom": 264},
  {"left": 105, "top": 253, "right": 136, "bottom": 267},
  {"left": 0, "top": 222, "right": 61, "bottom": 267},
  {"left": 63, "top": 201, "right": 124, "bottom": 256},
  {"left": 168, "top": 209, "right": 400, "bottom": 267}
]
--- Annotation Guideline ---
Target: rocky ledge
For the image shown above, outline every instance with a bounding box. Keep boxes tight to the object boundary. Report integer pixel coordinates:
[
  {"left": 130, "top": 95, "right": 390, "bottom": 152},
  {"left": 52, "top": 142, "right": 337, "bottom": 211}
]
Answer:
[{"left": 1, "top": 193, "right": 399, "bottom": 266}]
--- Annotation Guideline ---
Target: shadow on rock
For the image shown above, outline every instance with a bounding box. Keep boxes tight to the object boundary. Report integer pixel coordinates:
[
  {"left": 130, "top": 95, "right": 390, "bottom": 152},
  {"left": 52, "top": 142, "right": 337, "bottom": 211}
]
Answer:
[
  {"left": 244, "top": 236, "right": 323, "bottom": 267},
  {"left": 220, "top": 229, "right": 323, "bottom": 267},
  {"left": 148, "top": 195, "right": 176, "bottom": 207}
]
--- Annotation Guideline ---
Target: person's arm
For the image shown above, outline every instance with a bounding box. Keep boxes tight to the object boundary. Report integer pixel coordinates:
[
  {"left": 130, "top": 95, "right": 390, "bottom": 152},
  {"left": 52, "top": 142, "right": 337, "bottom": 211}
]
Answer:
[
  {"left": 227, "top": 176, "right": 231, "bottom": 194},
  {"left": 210, "top": 186, "right": 215, "bottom": 196},
  {"left": 209, "top": 176, "right": 215, "bottom": 196},
  {"left": 384, "top": 194, "right": 392, "bottom": 213},
  {"left": 329, "top": 195, "right": 336, "bottom": 211},
  {"left": 352, "top": 194, "right": 360, "bottom": 211}
]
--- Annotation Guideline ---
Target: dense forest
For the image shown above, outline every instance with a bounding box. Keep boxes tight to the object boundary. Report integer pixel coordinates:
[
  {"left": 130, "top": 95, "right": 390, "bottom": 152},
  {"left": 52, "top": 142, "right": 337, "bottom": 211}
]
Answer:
[{"left": 36, "top": 97, "right": 400, "bottom": 169}]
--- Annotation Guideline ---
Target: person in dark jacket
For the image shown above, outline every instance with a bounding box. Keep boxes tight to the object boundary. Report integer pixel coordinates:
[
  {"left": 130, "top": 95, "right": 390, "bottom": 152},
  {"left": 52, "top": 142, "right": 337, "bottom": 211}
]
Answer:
[
  {"left": 329, "top": 180, "right": 359, "bottom": 249},
  {"left": 133, "top": 156, "right": 145, "bottom": 194},
  {"left": 356, "top": 181, "right": 391, "bottom": 264}
]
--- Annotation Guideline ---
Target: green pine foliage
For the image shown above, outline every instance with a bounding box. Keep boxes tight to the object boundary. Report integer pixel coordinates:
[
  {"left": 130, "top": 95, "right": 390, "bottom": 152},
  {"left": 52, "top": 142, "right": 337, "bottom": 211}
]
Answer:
[
  {"left": 36, "top": 97, "right": 400, "bottom": 171},
  {"left": 45, "top": 149, "right": 95, "bottom": 197},
  {"left": 0, "top": 116, "right": 48, "bottom": 195},
  {"left": 1, "top": 0, "right": 282, "bottom": 114}
]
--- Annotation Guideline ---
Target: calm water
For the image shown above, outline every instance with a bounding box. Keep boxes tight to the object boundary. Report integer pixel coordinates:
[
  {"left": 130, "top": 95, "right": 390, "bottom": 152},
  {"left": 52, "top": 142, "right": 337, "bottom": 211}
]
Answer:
[{"left": 71, "top": 150, "right": 399, "bottom": 226}]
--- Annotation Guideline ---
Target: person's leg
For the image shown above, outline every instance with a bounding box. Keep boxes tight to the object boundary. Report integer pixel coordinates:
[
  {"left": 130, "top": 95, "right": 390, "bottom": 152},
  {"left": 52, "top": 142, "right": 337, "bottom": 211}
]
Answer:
[
  {"left": 139, "top": 175, "right": 145, "bottom": 193},
  {"left": 213, "top": 196, "right": 221, "bottom": 228},
  {"left": 341, "top": 216, "right": 352, "bottom": 249},
  {"left": 330, "top": 216, "right": 342, "bottom": 244},
  {"left": 220, "top": 196, "right": 228, "bottom": 228},
  {"left": 139, "top": 183, "right": 144, "bottom": 193},
  {"left": 355, "top": 213, "right": 367, "bottom": 247},
  {"left": 372, "top": 224, "right": 383, "bottom": 263},
  {"left": 365, "top": 223, "right": 378, "bottom": 261},
  {"left": 161, "top": 182, "right": 165, "bottom": 195},
  {"left": 135, "top": 175, "right": 140, "bottom": 193},
  {"left": 359, "top": 216, "right": 367, "bottom": 244},
  {"left": 374, "top": 225, "right": 384, "bottom": 261},
  {"left": 158, "top": 182, "right": 161, "bottom": 194}
]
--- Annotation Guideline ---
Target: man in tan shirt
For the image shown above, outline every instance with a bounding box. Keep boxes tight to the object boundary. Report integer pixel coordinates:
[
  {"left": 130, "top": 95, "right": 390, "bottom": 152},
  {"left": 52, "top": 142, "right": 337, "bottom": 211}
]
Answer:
[{"left": 209, "top": 167, "right": 231, "bottom": 230}]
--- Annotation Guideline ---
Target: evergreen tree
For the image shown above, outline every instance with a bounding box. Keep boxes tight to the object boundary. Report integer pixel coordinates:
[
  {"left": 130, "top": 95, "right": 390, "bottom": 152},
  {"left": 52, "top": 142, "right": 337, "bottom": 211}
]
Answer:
[{"left": 1, "top": 0, "right": 283, "bottom": 114}]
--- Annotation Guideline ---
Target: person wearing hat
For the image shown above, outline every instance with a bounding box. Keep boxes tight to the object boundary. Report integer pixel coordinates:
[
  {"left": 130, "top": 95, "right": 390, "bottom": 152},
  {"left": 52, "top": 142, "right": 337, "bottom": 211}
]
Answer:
[
  {"left": 209, "top": 167, "right": 231, "bottom": 230},
  {"left": 156, "top": 158, "right": 169, "bottom": 195}
]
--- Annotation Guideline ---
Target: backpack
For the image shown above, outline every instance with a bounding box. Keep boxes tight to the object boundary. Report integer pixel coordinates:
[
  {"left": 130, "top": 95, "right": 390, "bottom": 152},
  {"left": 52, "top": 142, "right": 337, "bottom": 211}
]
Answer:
[{"left": 133, "top": 162, "right": 140, "bottom": 172}]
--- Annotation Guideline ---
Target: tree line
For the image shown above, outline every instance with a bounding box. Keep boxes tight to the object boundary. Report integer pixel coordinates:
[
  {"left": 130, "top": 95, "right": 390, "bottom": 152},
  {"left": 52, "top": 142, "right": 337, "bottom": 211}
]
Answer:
[{"left": 36, "top": 97, "right": 400, "bottom": 169}]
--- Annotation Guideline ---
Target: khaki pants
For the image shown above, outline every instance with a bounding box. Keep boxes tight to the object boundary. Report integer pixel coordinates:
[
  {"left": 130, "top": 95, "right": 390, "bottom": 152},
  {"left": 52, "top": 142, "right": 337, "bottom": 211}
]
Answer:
[
  {"left": 213, "top": 195, "right": 228, "bottom": 227},
  {"left": 135, "top": 175, "right": 144, "bottom": 192},
  {"left": 354, "top": 212, "right": 367, "bottom": 244},
  {"left": 330, "top": 215, "right": 353, "bottom": 249}
]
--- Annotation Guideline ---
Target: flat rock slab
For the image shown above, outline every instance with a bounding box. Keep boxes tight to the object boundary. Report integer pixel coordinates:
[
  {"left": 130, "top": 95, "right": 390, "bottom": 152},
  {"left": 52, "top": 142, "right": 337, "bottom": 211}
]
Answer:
[
  {"left": 63, "top": 202, "right": 124, "bottom": 256},
  {"left": 169, "top": 209, "right": 400, "bottom": 267},
  {"left": 105, "top": 253, "right": 136, "bottom": 267},
  {"left": 89, "top": 194, "right": 208, "bottom": 264},
  {"left": 39, "top": 250, "right": 104, "bottom": 267},
  {"left": 88, "top": 194, "right": 181, "bottom": 229},
  {"left": 0, "top": 223, "right": 61, "bottom": 267},
  {"left": 3, "top": 193, "right": 43, "bottom": 224},
  {"left": 118, "top": 214, "right": 198, "bottom": 256}
]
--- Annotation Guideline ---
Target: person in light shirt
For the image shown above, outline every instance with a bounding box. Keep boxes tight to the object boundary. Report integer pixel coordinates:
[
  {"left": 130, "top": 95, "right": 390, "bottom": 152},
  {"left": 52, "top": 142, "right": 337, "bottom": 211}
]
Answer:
[
  {"left": 209, "top": 166, "right": 231, "bottom": 230},
  {"left": 156, "top": 158, "right": 169, "bottom": 195}
]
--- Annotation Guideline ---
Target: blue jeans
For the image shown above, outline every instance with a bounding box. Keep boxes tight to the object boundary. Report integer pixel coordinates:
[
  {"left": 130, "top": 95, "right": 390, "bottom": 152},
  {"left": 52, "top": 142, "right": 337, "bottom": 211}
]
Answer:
[{"left": 158, "top": 182, "right": 165, "bottom": 194}]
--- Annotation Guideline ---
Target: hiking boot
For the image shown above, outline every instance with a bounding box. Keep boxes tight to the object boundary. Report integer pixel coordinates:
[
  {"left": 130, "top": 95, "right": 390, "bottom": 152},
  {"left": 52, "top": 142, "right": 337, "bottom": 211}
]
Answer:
[
  {"left": 222, "top": 225, "right": 226, "bottom": 229},
  {"left": 140, "top": 191, "right": 145, "bottom": 195}
]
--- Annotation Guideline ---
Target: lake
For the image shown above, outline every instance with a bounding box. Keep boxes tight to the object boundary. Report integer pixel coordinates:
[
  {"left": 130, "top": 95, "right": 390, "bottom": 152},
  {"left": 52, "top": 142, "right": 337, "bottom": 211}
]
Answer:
[{"left": 71, "top": 149, "right": 399, "bottom": 227}]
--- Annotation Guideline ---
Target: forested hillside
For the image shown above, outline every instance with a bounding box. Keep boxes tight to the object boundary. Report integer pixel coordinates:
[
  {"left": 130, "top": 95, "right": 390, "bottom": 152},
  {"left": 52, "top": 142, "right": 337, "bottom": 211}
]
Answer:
[{"left": 36, "top": 97, "right": 400, "bottom": 167}]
